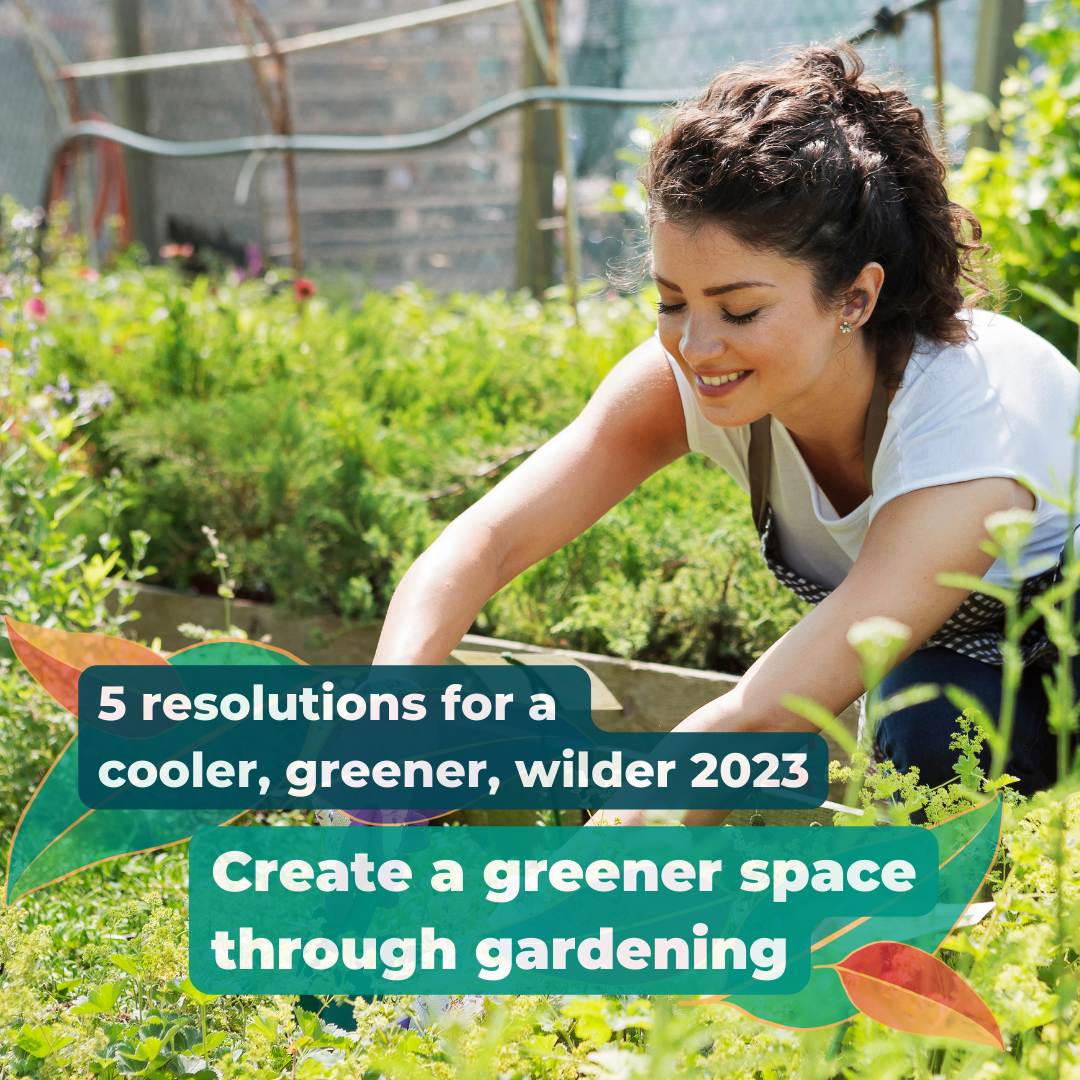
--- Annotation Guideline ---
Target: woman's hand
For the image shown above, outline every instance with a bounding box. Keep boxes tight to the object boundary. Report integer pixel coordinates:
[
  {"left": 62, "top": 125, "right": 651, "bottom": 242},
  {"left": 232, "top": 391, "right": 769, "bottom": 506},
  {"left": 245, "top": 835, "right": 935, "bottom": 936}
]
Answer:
[
  {"left": 593, "top": 476, "right": 1033, "bottom": 827},
  {"left": 373, "top": 337, "right": 689, "bottom": 665},
  {"left": 673, "top": 476, "right": 1034, "bottom": 737}
]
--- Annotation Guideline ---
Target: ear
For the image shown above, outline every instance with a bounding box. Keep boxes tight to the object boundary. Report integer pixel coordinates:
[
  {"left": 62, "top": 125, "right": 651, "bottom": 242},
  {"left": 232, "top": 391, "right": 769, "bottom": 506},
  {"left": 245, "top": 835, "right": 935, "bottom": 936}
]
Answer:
[{"left": 842, "top": 262, "right": 885, "bottom": 329}]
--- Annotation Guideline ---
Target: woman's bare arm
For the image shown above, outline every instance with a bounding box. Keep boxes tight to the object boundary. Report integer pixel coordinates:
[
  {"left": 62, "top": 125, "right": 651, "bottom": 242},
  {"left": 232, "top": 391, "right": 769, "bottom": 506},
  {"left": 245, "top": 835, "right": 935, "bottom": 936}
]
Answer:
[
  {"left": 373, "top": 337, "right": 689, "bottom": 665},
  {"left": 677, "top": 477, "right": 1032, "bottom": 731},
  {"left": 592, "top": 475, "right": 1033, "bottom": 825}
]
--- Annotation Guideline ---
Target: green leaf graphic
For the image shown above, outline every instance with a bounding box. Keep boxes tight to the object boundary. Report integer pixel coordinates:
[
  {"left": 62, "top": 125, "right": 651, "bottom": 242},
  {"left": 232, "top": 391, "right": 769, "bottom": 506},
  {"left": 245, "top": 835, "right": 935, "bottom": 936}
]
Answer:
[
  {"left": 725, "top": 795, "right": 1002, "bottom": 1029},
  {"left": 6, "top": 640, "right": 301, "bottom": 903}
]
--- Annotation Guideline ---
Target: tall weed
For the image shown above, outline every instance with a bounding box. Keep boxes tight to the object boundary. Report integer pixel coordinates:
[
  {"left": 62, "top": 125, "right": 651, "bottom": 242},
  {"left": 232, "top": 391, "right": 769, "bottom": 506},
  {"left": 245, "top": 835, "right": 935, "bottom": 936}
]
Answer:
[{"left": 0, "top": 203, "right": 153, "bottom": 840}]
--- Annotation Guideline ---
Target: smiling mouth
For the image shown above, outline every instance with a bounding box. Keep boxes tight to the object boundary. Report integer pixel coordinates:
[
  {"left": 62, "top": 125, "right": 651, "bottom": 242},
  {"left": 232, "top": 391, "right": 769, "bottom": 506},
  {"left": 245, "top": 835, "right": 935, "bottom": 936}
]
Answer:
[{"left": 695, "top": 369, "right": 750, "bottom": 395}]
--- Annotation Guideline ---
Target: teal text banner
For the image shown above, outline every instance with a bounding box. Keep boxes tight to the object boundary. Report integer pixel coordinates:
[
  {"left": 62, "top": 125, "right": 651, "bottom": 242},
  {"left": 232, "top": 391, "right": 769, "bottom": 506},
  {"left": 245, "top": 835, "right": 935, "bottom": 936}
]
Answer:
[
  {"left": 78, "top": 665, "right": 829, "bottom": 813},
  {"left": 188, "top": 825, "right": 938, "bottom": 996}
]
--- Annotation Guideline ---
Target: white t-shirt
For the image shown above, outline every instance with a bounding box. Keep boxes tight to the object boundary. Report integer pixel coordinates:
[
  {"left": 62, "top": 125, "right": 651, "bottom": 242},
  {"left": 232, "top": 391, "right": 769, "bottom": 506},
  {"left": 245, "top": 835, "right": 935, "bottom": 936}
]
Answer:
[{"left": 664, "top": 310, "right": 1080, "bottom": 589}]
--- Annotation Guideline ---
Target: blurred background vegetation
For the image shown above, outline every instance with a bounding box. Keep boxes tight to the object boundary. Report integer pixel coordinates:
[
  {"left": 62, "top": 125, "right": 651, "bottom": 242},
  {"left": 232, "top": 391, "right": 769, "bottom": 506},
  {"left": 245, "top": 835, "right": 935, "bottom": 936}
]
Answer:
[
  {"left": 28, "top": 261, "right": 805, "bottom": 673},
  {"left": 955, "top": 1, "right": 1080, "bottom": 356},
  {"left": 12, "top": 2, "right": 1080, "bottom": 677}
]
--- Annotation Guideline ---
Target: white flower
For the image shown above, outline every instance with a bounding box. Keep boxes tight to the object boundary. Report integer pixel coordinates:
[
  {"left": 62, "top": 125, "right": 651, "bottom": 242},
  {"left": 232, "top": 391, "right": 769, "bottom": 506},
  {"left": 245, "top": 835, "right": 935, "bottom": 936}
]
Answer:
[
  {"left": 984, "top": 508, "right": 1036, "bottom": 553},
  {"left": 847, "top": 616, "right": 911, "bottom": 668}
]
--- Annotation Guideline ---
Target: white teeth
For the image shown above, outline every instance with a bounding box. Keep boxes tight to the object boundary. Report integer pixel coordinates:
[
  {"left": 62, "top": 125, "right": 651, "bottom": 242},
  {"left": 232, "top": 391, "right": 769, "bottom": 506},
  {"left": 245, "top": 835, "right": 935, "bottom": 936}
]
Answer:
[{"left": 701, "top": 371, "right": 746, "bottom": 386}]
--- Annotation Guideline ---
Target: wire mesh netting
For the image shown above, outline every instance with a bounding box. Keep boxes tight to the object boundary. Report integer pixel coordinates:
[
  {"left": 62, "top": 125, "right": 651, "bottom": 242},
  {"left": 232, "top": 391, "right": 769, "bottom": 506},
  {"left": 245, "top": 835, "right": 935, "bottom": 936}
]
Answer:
[
  {"left": 0, "top": 0, "right": 1040, "bottom": 292},
  {"left": 566, "top": 0, "right": 985, "bottom": 176},
  {"left": 0, "top": 0, "right": 525, "bottom": 289}
]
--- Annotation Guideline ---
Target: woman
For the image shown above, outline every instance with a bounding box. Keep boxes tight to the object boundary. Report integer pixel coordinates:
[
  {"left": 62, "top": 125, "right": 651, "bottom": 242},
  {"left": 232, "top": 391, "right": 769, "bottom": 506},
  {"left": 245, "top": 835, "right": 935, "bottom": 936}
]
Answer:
[{"left": 372, "top": 45, "right": 1080, "bottom": 818}]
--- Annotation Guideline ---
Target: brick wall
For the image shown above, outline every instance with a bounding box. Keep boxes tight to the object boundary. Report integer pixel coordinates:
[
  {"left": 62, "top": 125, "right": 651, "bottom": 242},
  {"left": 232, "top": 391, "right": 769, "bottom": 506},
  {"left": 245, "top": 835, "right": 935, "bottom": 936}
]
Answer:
[
  {"left": 1, "top": 0, "right": 991, "bottom": 293},
  {"left": 142, "top": 0, "right": 525, "bottom": 292}
]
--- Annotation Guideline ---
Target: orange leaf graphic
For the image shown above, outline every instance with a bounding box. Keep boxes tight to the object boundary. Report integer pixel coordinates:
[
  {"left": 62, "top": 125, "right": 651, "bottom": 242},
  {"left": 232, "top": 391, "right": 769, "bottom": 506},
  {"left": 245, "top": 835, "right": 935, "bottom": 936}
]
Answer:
[
  {"left": 4, "top": 617, "right": 168, "bottom": 716},
  {"left": 829, "top": 941, "right": 1003, "bottom": 1048}
]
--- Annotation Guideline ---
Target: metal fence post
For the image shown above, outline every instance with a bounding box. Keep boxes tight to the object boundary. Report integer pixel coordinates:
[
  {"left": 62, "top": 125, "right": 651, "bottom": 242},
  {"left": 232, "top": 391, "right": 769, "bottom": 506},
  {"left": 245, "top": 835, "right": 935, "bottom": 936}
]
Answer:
[
  {"left": 517, "top": 0, "right": 580, "bottom": 305},
  {"left": 929, "top": 2, "right": 947, "bottom": 154},
  {"left": 230, "top": 0, "right": 304, "bottom": 276},
  {"left": 544, "top": 0, "right": 582, "bottom": 309},
  {"left": 970, "top": 0, "right": 1025, "bottom": 150},
  {"left": 515, "top": 10, "right": 556, "bottom": 296},
  {"left": 111, "top": 0, "right": 156, "bottom": 255}
]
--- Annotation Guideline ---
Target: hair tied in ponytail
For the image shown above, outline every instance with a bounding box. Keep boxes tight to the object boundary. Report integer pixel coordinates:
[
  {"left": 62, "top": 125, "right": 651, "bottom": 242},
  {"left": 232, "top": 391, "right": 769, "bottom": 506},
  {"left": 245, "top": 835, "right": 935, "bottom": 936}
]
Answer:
[{"left": 643, "top": 42, "right": 993, "bottom": 385}]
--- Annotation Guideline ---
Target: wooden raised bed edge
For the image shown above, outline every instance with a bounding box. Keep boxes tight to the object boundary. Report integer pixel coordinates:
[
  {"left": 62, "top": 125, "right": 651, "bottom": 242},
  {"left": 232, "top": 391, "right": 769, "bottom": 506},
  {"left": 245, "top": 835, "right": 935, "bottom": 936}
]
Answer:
[{"left": 118, "top": 584, "right": 858, "bottom": 824}]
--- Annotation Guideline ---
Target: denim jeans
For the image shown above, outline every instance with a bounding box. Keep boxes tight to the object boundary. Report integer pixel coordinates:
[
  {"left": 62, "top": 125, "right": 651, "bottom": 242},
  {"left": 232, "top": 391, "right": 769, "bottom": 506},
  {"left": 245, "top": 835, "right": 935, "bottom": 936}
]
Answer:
[{"left": 875, "top": 645, "right": 1066, "bottom": 795}]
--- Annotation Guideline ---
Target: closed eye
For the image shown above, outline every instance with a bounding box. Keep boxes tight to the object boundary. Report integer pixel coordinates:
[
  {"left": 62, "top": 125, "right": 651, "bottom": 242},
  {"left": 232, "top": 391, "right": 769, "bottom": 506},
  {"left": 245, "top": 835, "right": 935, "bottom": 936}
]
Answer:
[
  {"left": 656, "top": 301, "right": 685, "bottom": 315},
  {"left": 722, "top": 308, "right": 760, "bottom": 325}
]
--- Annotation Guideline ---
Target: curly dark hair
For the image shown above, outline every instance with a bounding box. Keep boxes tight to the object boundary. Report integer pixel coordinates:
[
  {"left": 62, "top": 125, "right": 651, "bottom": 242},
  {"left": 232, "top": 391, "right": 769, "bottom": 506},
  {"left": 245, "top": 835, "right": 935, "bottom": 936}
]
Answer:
[{"left": 644, "top": 44, "right": 992, "bottom": 385}]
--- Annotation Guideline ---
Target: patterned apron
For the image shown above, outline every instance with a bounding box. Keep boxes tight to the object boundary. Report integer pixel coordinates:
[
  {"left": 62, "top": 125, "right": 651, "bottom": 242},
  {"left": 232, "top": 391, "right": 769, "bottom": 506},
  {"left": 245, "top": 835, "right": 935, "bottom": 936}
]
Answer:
[{"left": 746, "top": 377, "right": 1059, "bottom": 668}]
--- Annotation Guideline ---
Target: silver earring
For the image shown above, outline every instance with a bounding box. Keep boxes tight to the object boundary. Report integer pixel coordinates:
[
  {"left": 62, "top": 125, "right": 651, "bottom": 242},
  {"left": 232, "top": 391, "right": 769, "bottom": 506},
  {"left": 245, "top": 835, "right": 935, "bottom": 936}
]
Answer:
[{"left": 840, "top": 321, "right": 853, "bottom": 334}]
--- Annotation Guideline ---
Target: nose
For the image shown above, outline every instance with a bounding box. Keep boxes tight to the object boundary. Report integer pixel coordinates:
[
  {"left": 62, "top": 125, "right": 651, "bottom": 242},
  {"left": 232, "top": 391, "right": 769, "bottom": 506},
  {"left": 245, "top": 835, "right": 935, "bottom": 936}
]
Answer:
[{"left": 678, "top": 315, "right": 726, "bottom": 366}]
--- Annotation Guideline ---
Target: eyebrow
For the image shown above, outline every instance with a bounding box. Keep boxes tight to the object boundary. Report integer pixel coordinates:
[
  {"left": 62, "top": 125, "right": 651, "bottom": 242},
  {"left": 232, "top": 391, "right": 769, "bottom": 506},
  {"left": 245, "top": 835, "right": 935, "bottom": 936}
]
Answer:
[{"left": 652, "top": 274, "right": 777, "bottom": 297}]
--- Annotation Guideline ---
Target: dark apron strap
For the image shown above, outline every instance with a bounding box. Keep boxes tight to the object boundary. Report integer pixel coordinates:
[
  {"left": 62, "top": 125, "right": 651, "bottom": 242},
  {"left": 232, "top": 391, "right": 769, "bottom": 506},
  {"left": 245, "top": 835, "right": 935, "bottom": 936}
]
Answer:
[
  {"left": 748, "top": 415, "right": 773, "bottom": 537},
  {"left": 862, "top": 373, "right": 890, "bottom": 489},
  {"left": 748, "top": 374, "right": 890, "bottom": 538}
]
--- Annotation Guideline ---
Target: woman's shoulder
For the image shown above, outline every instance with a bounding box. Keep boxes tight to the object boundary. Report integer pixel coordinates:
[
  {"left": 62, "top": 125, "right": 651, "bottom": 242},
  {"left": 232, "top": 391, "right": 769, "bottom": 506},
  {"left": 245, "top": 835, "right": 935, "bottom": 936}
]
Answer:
[
  {"left": 896, "top": 308, "right": 1079, "bottom": 413},
  {"left": 966, "top": 307, "right": 1076, "bottom": 365},
  {"left": 872, "top": 309, "right": 1079, "bottom": 515}
]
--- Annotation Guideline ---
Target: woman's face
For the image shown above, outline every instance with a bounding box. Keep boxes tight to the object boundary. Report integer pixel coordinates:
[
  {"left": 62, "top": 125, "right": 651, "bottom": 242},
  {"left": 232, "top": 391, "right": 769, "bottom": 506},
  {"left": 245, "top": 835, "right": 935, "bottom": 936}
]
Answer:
[{"left": 652, "top": 220, "right": 870, "bottom": 430}]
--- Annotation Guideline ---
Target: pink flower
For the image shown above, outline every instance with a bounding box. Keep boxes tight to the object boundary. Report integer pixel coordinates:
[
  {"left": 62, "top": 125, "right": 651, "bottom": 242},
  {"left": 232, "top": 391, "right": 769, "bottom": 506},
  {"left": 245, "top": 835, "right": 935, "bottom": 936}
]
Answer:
[
  {"left": 23, "top": 297, "right": 47, "bottom": 322},
  {"left": 159, "top": 243, "right": 195, "bottom": 259},
  {"left": 294, "top": 277, "right": 316, "bottom": 302}
]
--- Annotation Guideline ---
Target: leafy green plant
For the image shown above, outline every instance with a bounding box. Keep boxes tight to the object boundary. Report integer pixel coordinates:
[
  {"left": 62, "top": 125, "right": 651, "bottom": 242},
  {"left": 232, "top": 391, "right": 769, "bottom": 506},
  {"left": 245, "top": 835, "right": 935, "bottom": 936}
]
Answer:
[
  {"left": 14, "top": 1022, "right": 75, "bottom": 1074},
  {"left": 70, "top": 982, "right": 122, "bottom": 1017},
  {"left": 953, "top": 0, "right": 1080, "bottom": 357},
  {"left": 0, "top": 796, "right": 1073, "bottom": 1077},
  {"left": 29, "top": 241, "right": 800, "bottom": 672},
  {"left": 0, "top": 207, "right": 153, "bottom": 645},
  {"left": 179, "top": 979, "right": 221, "bottom": 1063},
  {"left": 0, "top": 203, "right": 158, "bottom": 848},
  {"left": 2, "top": 8, "right": 1080, "bottom": 1071},
  {"left": 95, "top": 1011, "right": 216, "bottom": 1079},
  {"left": 175, "top": 528, "right": 262, "bottom": 643}
]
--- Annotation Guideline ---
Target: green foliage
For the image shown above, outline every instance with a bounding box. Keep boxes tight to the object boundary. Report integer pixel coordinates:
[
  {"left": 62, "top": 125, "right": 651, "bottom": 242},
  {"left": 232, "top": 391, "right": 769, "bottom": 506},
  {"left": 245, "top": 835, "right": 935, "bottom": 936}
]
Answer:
[
  {"left": 0, "top": 202, "right": 158, "bottom": 850},
  {"left": 482, "top": 456, "right": 805, "bottom": 669},
  {"left": 0, "top": 660, "right": 75, "bottom": 847},
  {"left": 0, "top": 208, "right": 153, "bottom": 643},
  {"left": 0, "top": 830, "right": 1078, "bottom": 1079},
  {"left": 954, "top": 0, "right": 1080, "bottom": 357},
  {"left": 828, "top": 708, "right": 1025, "bottom": 828},
  {"left": 95, "top": 1011, "right": 218, "bottom": 1079},
  {"left": 5, "top": 9, "right": 1080, "bottom": 1074},
  {"left": 32, "top": 250, "right": 800, "bottom": 671}
]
